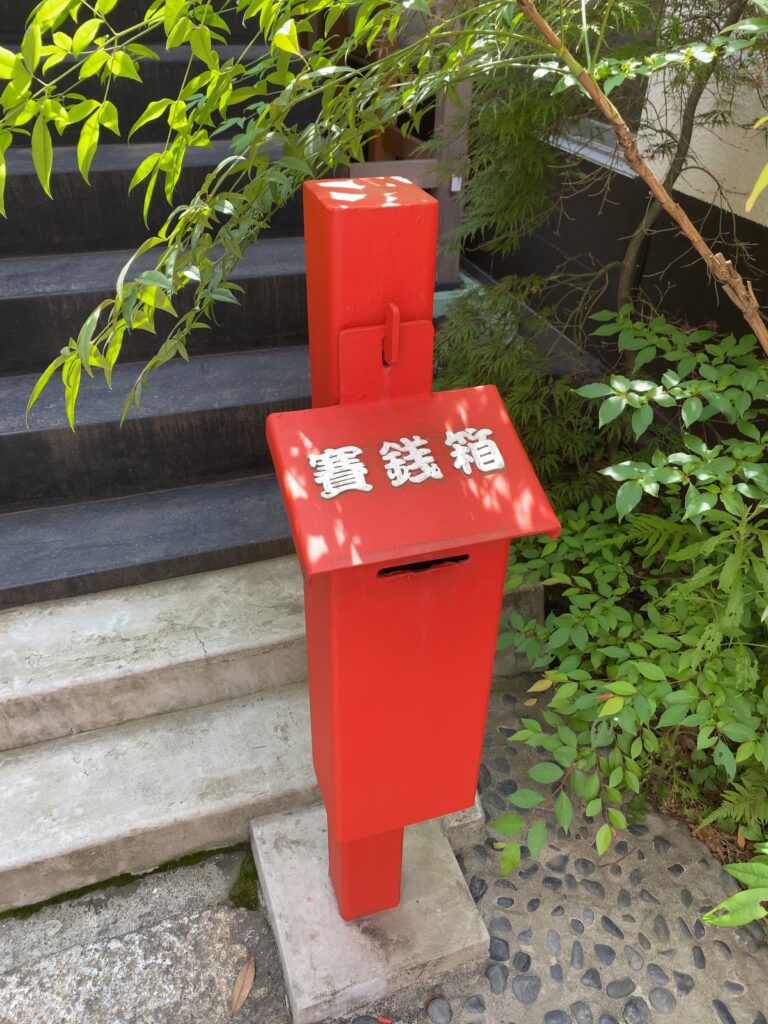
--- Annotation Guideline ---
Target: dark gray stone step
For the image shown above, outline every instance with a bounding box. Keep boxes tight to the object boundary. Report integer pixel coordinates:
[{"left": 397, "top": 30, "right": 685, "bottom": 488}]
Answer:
[
  {"left": 0, "top": 237, "right": 307, "bottom": 375},
  {"left": 0, "top": 139, "right": 303, "bottom": 257},
  {"left": 0, "top": 473, "right": 292, "bottom": 609},
  {"left": 0, "top": 346, "right": 310, "bottom": 511}
]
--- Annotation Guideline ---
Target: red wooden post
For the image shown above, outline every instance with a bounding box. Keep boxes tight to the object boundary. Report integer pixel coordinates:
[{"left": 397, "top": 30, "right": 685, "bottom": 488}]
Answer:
[{"left": 267, "top": 177, "right": 560, "bottom": 921}]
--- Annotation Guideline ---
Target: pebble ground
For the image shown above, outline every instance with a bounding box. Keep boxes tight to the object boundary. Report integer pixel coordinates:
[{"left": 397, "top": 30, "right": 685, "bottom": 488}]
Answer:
[{"left": 2, "top": 676, "right": 766, "bottom": 1023}]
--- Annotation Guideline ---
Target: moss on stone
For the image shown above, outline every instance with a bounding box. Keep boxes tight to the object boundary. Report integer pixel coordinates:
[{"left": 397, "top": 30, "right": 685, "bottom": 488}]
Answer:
[
  {"left": 228, "top": 850, "right": 261, "bottom": 911},
  {"left": 0, "top": 843, "right": 248, "bottom": 921}
]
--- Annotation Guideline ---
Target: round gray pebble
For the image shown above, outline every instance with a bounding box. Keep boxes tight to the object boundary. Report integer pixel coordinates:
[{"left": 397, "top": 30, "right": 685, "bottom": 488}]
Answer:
[
  {"left": 599, "top": 1016, "right": 618, "bottom": 1024},
  {"left": 601, "top": 916, "right": 624, "bottom": 940},
  {"left": 712, "top": 1000, "right": 737, "bottom": 1024},
  {"left": 571, "top": 940, "right": 584, "bottom": 969},
  {"left": 512, "top": 951, "right": 531, "bottom": 973},
  {"left": 581, "top": 879, "right": 606, "bottom": 899},
  {"left": 595, "top": 944, "right": 616, "bottom": 966},
  {"left": 583, "top": 908, "right": 595, "bottom": 925},
  {"left": 607, "top": 977, "right": 636, "bottom": 999},
  {"left": 469, "top": 876, "right": 488, "bottom": 902},
  {"left": 490, "top": 916, "right": 511, "bottom": 933},
  {"left": 463, "top": 995, "right": 486, "bottom": 1014},
  {"left": 622, "top": 997, "right": 649, "bottom": 1024},
  {"left": 575, "top": 857, "right": 596, "bottom": 876},
  {"left": 511, "top": 973, "right": 541, "bottom": 1004},
  {"left": 649, "top": 988, "right": 677, "bottom": 1014},
  {"left": 637, "top": 932, "right": 651, "bottom": 951},
  {"left": 624, "top": 945, "right": 643, "bottom": 970},
  {"left": 547, "top": 929, "right": 561, "bottom": 953},
  {"left": 543, "top": 875, "right": 563, "bottom": 890},
  {"left": 544, "top": 1013, "right": 570, "bottom": 1024},
  {"left": 485, "top": 962, "right": 508, "bottom": 994},
  {"left": 653, "top": 836, "right": 672, "bottom": 854},
  {"left": 692, "top": 945, "right": 706, "bottom": 969},
  {"left": 571, "top": 918, "right": 585, "bottom": 935},
  {"left": 668, "top": 863, "right": 684, "bottom": 877},
  {"left": 527, "top": 897, "right": 540, "bottom": 912},
  {"left": 724, "top": 980, "right": 744, "bottom": 995},
  {"left": 489, "top": 937, "right": 509, "bottom": 962},
  {"left": 581, "top": 968, "right": 601, "bottom": 989},
  {"left": 673, "top": 970, "right": 694, "bottom": 995},
  {"left": 496, "top": 897, "right": 515, "bottom": 908},
  {"left": 427, "top": 998, "right": 452, "bottom": 1024},
  {"left": 550, "top": 964, "right": 563, "bottom": 982},
  {"left": 571, "top": 1000, "right": 594, "bottom": 1024},
  {"left": 647, "top": 963, "right": 668, "bottom": 985},
  {"left": 654, "top": 915, "right": 670, "bottom": 941},
  {"left": 680, "top": 888, "right": 693, "bottom": 908}
]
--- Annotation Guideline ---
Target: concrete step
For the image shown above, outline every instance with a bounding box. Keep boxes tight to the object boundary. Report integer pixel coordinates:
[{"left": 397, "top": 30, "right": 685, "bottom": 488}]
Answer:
[
  {"left": 0, "top": 473, "right": 293, "bottom": 609},
  {"left": 0, "top": 139, "right": 302, "bottom": 257},
  {"left": 0, "top": 682, "right": 319, "bottom": 912},
  {"left": 0, "top": 237, "right": 307, "bottom": 375},
  {"left": 0, "top": 556, "right": 306, "bottom": 751},
  {"left": 0, "top": 346, "right": 310, "bottom": 511}
]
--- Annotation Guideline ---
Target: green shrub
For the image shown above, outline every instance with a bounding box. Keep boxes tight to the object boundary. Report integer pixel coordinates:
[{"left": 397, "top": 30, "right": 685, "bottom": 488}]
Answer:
[
  {"left": 435, "top": 280, "right": 628, "bottom": 507},
  {"left": 704, "top": 842, "right": 768, "bottom": 927},
  {"left": 494, "top": 311, "right": 768, "bottom": 873}
]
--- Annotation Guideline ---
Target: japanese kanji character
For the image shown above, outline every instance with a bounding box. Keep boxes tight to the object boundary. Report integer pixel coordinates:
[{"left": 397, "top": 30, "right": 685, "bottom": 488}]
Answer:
[
  {"left": 445, "top": 427, "right": 505, "bottom": 476},
  {"left": 308, "top": 445, "right": 373, "bottom": 499},
  {"left": 379, "top": 435, "right": 444, "bottom": 487}
]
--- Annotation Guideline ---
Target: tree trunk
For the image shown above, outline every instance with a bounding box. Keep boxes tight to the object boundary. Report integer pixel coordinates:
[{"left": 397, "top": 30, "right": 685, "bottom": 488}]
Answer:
[
  {"left": 517, "top": 0, "right": 768, "bottom": 356},
  {"left": 616, "top": 0, "right": 749, "bottom": 308}
]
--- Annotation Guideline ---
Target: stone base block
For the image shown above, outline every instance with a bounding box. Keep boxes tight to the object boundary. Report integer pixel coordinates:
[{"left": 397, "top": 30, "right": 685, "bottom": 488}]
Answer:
[{"left": 251, "top": 804, "right": 489, "bottom": 1024}]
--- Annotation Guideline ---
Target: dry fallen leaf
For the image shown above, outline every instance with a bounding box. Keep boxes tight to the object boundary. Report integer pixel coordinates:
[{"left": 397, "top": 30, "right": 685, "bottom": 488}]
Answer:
[{"left": 231, "top": 955, "right": 256, "bottom": 1016}]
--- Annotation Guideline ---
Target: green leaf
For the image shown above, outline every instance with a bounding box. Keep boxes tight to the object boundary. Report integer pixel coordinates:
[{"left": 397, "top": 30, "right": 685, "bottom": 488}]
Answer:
[
  {"left": 528, "top": 762, "right": 564, "bottom": 784},
  {"left": 25, "top": 354, "right": 67, "bottom": 422},
  {"left": 657, "top": 705, "right": 688, "bottom": 727},
  {"left": 128, "top": 151, "right": 161, "bottom": 193},
  {"left": 682, "top": 396, "right": 703, "bottom": 426},
  {"left": 607, "top": 808, "right": 627, "bottom": 830},
  {"left": 72, "top": 18, "right": 102, "bottom": 56},
  {"left": 491, "top": 813, "right": 525, "bottom": 835},
  {"left": 129, "top": 98, "right": 172, "bottom": 138},
  {"left": 635, "top": 661, "right": 665, "bottom": 681},
  {"left": 555, "top": 789, "right": 573, "bottom": 834},
  {"left": 596, "top": 823, "right": 612, "bottom": 855},
  {"left": 599, "top": 696, "right": 624, "bottom": 717},
  {"left": 0, "top": 146, "right": 6, "bottom": 217},
  {"left": 746, "top": 160, "right": 768, "bottom": 213},
  {"left": 0, "top": 46, "right": 16, "bottom": 80},
  {"left": 499, "top": 841, "right": 521, "bottom": 876},
  {"left": 508, "top": 788, "right": 545, "bottom": 809},
  {"left": 585, "top": 798, "right": 602, "bottom": 818},
  {"left": 725, "top": 861, "right": 768, "bottom": 887},
  {"left": 599, "top": 395, "right": 626, "bottom": 427},
  {"left": 575, "top": 383, "right": 614, "bottom": 398},
  {"left": 98, "top": 100, "right": 119, "bottom": 136},
  {"left": 273, "top": 18, "right": 301, "bottom": 56},
  {"left": 22, "top": 24, "right": 42, "bottom": 73},
  {"left": 31, "top": 114, "right": 53, "bottom": 197},
  {"left": 703, "top": 888, "right": 768, "bottom": 927},
  {"left": 722, "top": 722, "right": 758, "bottom": 744},
  {"left": 63, "top": 356, "right": 82, "bottom": 431},
  {"left": 631, "top": 404, "right": 653, "bottom": 437},
  {"left": 616, "top": 481, "right": 643, "bottom": 520},
  {"left": 77, "top": 111, "right": 100, "bottom": 183},
  {"left": 527, "top": 820, "right": 547, "bottom": 859}
]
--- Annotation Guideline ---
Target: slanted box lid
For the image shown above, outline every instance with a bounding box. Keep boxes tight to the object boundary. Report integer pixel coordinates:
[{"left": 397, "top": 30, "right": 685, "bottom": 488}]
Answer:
[{"left": 267, "top": 385, "right": 560, "bottom": 576}]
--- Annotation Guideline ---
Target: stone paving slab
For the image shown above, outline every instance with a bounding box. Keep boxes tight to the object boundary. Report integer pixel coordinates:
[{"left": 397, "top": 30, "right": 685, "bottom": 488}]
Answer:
[
  {"left": 251, "top": 807, "right": 489, "bottom": 1023},
  {"left": 2, "top": 679, "right": 767, "bottom": 1024}
]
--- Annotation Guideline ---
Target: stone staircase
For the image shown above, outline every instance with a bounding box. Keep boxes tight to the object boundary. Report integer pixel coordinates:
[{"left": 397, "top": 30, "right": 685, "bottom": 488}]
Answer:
[
  {"left": 0, "top": 5, "right": 322, "bottom": 912},
  {"left": 0, "top": 5, "right": 534, "bottom": 914}
]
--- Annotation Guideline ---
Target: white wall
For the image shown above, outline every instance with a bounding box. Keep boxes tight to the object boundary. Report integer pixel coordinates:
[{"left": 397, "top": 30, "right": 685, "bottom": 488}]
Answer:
[{"left": 640, "top": 71, "right": 768, "bottom": 228}]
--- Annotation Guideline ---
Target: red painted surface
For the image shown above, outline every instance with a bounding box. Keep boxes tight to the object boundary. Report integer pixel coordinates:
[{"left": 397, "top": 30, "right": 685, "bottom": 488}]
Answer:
[{"left": 267, "top": 176, "right": 560, "bottom": 920}]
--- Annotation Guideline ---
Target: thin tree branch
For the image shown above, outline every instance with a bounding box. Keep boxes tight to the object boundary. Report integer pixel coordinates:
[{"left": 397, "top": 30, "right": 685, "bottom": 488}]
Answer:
[{"left": 517, "top": 0, "right": 768, "bottom": 355}]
